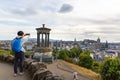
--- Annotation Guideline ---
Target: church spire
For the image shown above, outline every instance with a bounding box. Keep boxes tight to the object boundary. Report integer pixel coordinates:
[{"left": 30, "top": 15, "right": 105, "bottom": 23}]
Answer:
[
  {"left": 105, "top": 40, "right": 109, "bottom": 48},
  {"left": 97, "top": 37, "right": 100, "bottom": 43}
]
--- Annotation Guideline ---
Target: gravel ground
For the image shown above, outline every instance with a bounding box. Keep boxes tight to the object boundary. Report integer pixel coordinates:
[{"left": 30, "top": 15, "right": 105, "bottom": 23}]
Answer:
[
  {"left": 47, "top": 60, "right": 89, "bottom": 80},
  {"left": 0, "top": 62, "right": 31, "bottom": 80}
]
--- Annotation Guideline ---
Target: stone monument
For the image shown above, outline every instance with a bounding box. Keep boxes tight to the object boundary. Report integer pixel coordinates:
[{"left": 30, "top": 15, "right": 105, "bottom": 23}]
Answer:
[{"left": 33, "top": 24, "right": 53, "bottom": 62}]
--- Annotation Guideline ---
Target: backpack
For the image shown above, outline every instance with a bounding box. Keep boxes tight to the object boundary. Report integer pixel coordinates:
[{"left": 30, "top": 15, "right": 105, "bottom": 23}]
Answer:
[{"left": 11, "top": 37, "right": 22, "bottom": 53}]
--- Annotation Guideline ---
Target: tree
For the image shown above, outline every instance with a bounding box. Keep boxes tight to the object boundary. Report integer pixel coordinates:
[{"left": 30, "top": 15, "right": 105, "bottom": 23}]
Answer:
[
  {"left": 70, "top": 48, "right": 83, "bottom": 58},
  {"left": 52, "top": 50, "right": 58, "bottom": 56},
  {"left": 100, "top": 58, "right": 120, "bottom": 80},
  {"left": 83, "top": 50, "right": 90, "bottom": 55},
  {"left": 92, "top": 60, "right": 101, "bottom": 72},
  {"left": 58, "top": 50, "right": 69, "bottom": 60},
  {"left": 78, "top": 53, "right": 93, "bottom": 69}
]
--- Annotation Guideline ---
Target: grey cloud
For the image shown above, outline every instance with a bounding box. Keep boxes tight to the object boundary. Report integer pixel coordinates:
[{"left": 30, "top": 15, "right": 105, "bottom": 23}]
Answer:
[
  {"left": 10, "top": 8, "right": 37, "bottom": 16},
  {"left": 59, "top": 4, "right": 73, "bottom": 13},
  {"left": 0, "top": 20, "right": 35, "bottom": 26},
  {"left": 79, "top": 18, "right": 112, "bottom": 25},
  {"left": 83, "top": 30, "right": 120, "bottom": 36},
  {"left": 83, "top": 17, "right": 120, "bottom": 25},
  {"left": 99, "top": 27, "right": 120, "bottom": 34},
  {"left": 90, "top": 19, "right": 120, "bottom": 25},
  {"left": 82, "top": 31, "right": 98, "bottom": 36},
  {"left": 68, "top": 16, "right": 120, "bottom": 26}
]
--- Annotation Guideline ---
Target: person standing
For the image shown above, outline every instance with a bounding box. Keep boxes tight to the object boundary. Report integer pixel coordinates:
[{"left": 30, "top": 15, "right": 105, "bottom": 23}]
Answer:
[
  {"left": 11, "top": 31, "right": 30, "bottom": 77},
  {"left": 73, "top": 71, "right": 78, "bottom": 80}
]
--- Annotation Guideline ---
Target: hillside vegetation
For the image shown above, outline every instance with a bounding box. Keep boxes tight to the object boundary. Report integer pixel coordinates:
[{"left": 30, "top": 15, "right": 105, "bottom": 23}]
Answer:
[{"left": 61, "top": 60, "right": 101, "bottom": 80}]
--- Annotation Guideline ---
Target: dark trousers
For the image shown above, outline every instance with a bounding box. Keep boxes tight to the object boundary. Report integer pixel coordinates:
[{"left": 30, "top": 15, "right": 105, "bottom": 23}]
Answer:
[{"left": 14, "top": 51, "right": 24, "bottom": 74}]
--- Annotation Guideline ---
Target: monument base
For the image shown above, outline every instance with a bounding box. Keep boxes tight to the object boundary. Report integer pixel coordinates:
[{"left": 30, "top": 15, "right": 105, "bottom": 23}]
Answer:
[
  {"left": 33, "top": 47, "right": 53, "bottom": 63},
  {"left": 35, "top": 47, "right": 52, "bottom": 52}
]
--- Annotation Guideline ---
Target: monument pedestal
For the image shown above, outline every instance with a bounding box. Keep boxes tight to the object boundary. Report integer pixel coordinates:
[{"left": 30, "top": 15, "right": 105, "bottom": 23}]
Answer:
[
  {"left": 35, "top": 47, "right": 52, "bottom": 53},
  {"left": 33, "top": 47, "right": 53, "bottom": 62}
]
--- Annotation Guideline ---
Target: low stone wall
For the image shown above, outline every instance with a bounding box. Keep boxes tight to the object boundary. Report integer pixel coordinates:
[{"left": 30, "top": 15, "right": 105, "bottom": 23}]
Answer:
[
  {"left": 0, "top": 54, "right": 63, "bottom": 80},
  {"left": 0, "top": 54, "right": 14, "bottom": 63}
]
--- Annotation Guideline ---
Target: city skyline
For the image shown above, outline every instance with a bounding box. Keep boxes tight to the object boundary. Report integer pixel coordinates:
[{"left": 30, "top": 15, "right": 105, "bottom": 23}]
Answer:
[{"left": 0, "top": 0, "right": 120, "bottom": 42}]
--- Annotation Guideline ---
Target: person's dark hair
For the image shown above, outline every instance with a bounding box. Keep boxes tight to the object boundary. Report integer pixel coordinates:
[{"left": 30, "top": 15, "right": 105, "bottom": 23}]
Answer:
[{"left": 17, "top": 31, "right": 24, "bottom": 36}]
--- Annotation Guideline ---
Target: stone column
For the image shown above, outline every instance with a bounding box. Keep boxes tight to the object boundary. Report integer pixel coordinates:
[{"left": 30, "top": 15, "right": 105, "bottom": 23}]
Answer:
[
  {"left": 37, "top": 33, "right": 40, "bottom": 47},
  {"left": 45, "top": 33, "right": 47, "bottom": 47},
  {"left": 47, "top": 33, "right": 50, "bottom": 47},
  {"left": 43, "top": 34, "right": 45, "bottom": 47},
  {"left": 40, "top": 33, "right": 41, "bottom": 47},
  {"left": 41, "top": 33, "right": 43, "bottom": 47}
]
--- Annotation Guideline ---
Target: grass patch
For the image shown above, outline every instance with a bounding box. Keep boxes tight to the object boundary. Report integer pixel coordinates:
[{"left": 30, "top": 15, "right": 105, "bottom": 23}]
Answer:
[
  {"left": 0, "top": 50, "right": 11, "bottom": 55},
  {"left": 61, "top": 60, "right": 101, "bottom": 80}
]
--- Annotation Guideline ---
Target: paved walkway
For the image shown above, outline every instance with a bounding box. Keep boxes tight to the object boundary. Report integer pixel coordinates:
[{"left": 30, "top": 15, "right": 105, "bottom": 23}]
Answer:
[
  {"left": 0, "top": 60, "right": 90, "bottom": 80},
  {"left": 0, "top": 62, "right": 31, "bottom": 80},
  {"left": 47, "top": 60, "right": 89, "bottom": 80}
]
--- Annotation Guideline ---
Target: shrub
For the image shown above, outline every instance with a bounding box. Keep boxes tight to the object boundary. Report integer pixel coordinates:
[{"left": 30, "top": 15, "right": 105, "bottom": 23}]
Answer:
[
  {"left": 58, "top": 50, "right": 69, "bottom": 60},
  {"left": 69, "top": 48, "right": 83, "bottom": 58},
  {"left": 100, "top": 58, "right": 120, "bottom": 80},
  {"left": 92, "top": 60, "right": 101, "bottom": 72},
  {"left": 78, "top": 53, "right": 93, "bottom": 69}
]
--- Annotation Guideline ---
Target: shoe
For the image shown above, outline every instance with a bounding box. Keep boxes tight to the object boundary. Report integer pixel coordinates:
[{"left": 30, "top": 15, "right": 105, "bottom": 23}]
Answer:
[
  {"left": 19, "top": 72, "right": 24, "bottom": 76},
  {"left": 14, "top": 74, "right": 17, "bottom": 77}
]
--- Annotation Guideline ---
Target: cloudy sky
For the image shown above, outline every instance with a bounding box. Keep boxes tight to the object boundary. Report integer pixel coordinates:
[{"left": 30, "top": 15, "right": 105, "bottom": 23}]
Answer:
[{"left": 0, "top": 0, "right": 120, "bottom": 42}]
